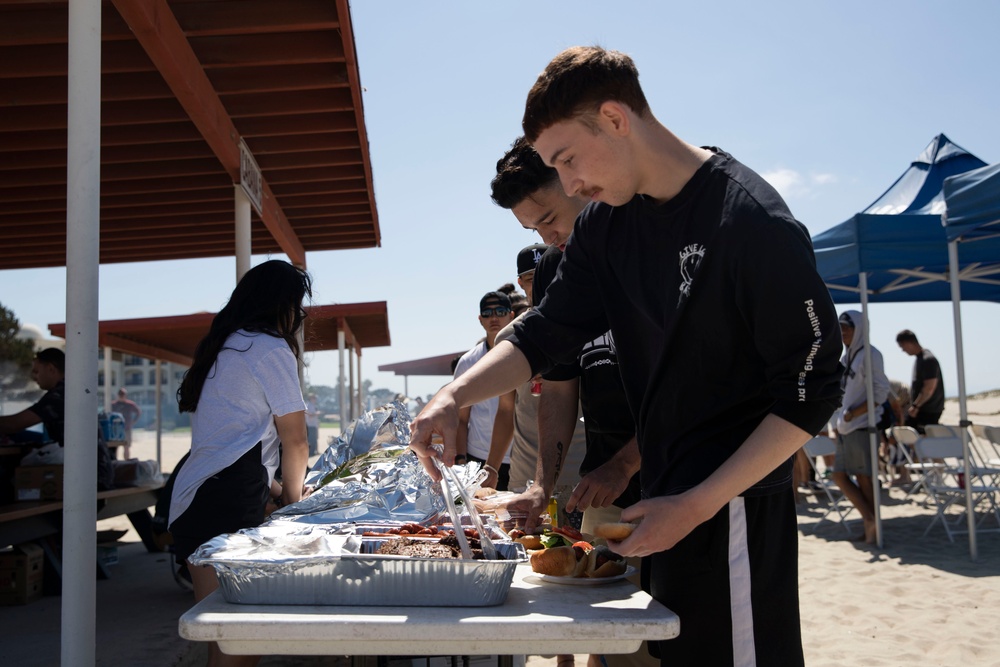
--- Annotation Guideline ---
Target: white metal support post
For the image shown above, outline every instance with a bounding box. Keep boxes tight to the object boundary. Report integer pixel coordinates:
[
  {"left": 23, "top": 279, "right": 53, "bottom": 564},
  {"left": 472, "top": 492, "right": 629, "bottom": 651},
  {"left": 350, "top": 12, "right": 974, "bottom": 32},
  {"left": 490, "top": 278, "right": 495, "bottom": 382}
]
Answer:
[
  {"left": 948, "top": 240, "right": 977, "bottom": 560},
  {"left": 348, "top": 345, "right": 355, "bottom": 423},
  {"left": 234, "top": 185, "right": 252, "bottom": 281},
  {"left": 102, "top": 345, "right": 112, "bottom": 412},
  {"left": 155, "top": 359, "right": 163, "bottom": 469},
  {"left": 356, "top": 351, "right": 363, "bottom": 417},
  {"left": 63, "top": 1, "right": 101, "bottom": 664},
  {"left": 338, "top": 330, "right": 347, "bottom": 433}
]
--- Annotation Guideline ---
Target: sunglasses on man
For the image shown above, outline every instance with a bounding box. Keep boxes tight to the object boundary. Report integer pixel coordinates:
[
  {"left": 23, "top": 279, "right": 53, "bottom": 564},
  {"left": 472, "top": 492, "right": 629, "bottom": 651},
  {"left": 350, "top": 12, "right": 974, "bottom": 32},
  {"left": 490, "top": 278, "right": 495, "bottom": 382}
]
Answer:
[{"left": 480, "top": 306, "right": 511, "bottom": 318}]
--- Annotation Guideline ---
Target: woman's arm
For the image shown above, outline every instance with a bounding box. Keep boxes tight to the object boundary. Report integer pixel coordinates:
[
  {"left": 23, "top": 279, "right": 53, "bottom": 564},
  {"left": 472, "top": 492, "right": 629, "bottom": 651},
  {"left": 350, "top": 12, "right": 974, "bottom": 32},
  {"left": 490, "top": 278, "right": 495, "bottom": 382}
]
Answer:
[{"left": 274, "top": 410, "right": 309, "bottom": 506}]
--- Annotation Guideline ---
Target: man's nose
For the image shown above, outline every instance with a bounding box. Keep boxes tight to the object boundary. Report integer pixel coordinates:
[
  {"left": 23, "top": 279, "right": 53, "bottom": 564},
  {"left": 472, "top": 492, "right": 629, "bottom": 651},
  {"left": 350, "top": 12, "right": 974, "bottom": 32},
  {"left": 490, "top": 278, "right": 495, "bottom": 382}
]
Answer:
[{"left": 559, "top": 171, "right": 581, "bottom": 197}]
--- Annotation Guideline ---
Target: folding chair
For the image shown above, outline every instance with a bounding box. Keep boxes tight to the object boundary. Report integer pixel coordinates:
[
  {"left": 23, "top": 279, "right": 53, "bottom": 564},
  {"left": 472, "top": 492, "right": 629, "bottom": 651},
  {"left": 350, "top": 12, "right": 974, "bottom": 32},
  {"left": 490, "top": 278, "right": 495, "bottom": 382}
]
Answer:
[
  {"left": 913, "top": 436, "right": 1000, "bottom": 542},
  {"left": 923, "top": 424, "right": 961, "bottom": 438},
  {"left": 926, "top": 424, "right": 1000, "bottom": 484},
  {"left": 891, "top": 426, "right": 943, "bottom": 499},
  {"left": 974, "top": 424, "right": 1000, "bottom": 467},
  {"left": 801, "top": 436, "right": 853, "bottom": 534}
]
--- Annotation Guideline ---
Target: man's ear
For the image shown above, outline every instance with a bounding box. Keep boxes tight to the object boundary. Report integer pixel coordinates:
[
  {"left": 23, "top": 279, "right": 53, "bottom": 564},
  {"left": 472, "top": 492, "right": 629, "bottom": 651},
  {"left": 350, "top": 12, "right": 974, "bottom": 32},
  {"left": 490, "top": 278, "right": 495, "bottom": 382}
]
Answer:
[{"left": 598, "top": 100, "right": 631, "bottom": 136}]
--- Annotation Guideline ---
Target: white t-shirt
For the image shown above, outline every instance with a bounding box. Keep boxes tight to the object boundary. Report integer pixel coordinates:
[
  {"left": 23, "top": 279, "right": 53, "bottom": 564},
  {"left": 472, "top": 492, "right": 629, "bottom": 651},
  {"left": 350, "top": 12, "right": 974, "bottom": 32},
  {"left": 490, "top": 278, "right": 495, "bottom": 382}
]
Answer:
[
  {"left": 453, "top": 341, "right": 511, "bottom": 464},
  {"left": 305, "top": 398, "right": 321, "bottom": 428},
  {"left": 169, "top": 330, "right": 305, "bottom": 526}
]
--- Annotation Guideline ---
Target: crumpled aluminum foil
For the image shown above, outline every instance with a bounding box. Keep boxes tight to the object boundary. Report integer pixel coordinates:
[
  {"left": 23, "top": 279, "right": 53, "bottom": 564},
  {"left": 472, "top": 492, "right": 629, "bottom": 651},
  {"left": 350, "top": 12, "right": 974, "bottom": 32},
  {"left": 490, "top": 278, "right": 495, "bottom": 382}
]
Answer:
[
  {"left": 270, "top": 401, "right": 485, "bottom": 525},
  {"left": 188, "top": 522, "right": 360, "bottom": 568},
  {"left": 187, "top": 402, "right": 522, "bottom": 606}
]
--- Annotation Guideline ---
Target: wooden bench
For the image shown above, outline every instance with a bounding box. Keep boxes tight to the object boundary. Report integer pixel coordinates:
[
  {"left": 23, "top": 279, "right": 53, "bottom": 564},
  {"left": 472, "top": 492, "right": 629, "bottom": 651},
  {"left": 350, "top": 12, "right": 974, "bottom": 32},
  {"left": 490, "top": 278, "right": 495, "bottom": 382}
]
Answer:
[{"left": 0, "top": 481, "right": 164, "bottom": 553}]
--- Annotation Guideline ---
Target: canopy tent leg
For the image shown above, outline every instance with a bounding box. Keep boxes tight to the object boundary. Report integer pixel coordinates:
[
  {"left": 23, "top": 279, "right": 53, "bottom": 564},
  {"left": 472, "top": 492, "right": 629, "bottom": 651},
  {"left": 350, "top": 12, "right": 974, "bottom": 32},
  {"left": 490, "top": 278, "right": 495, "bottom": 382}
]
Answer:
[
  {"left": 859, "top": 272, "right": 883, "bottom": 548},
  {"left": 948, "top": 240, "right": 977, "bottom": 560}
]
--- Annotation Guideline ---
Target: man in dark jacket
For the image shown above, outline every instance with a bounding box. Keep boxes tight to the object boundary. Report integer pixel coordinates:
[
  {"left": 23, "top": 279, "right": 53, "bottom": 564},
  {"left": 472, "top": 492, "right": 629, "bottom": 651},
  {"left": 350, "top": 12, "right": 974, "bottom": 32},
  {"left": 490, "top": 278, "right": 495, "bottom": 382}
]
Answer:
[{"left": 411, "top": 46, "right": 843, "bottom": 667}]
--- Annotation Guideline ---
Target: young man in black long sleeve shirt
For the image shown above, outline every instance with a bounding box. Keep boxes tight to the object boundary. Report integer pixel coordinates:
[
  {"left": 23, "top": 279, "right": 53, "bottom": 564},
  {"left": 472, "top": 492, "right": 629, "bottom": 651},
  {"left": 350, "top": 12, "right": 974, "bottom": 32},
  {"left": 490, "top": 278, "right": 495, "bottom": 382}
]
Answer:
[{"left": 411, "top": 46, "right": 843, "bottom": 666}]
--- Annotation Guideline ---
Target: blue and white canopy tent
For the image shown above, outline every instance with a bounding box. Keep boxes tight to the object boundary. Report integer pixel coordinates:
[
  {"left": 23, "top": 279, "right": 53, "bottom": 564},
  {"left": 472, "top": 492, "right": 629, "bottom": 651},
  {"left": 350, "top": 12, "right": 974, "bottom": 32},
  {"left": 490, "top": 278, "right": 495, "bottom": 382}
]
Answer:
[
  {"left": 812, "top": 134, "right": 993, "bottom": 556},
  {"left": 940, "top": 163, "right": 1000, "bottom": 559}
]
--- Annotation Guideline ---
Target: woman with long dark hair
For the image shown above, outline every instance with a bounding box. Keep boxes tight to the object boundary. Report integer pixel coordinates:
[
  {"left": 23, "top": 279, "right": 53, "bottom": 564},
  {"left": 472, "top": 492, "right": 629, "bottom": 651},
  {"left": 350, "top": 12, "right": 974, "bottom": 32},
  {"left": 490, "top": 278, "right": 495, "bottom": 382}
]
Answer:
[{"left": 168, "top": 260, "right": 312, "bottom": 664}]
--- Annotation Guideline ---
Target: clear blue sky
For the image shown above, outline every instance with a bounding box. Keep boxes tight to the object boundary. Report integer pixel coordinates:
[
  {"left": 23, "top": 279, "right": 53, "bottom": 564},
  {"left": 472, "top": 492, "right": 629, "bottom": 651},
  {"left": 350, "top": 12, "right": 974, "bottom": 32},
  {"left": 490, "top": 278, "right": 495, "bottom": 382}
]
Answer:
[{"left": 2, "top": 1, "right": 999, "bottom": 401}]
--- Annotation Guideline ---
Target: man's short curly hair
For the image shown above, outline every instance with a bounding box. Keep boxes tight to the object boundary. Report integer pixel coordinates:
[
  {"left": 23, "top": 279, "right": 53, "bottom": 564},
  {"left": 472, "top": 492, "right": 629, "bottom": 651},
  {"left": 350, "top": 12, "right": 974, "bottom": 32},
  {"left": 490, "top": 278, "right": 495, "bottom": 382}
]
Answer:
[
  {"left": 490, "top": 136, "right": 560, "bottom": 209},
  {"left": 522, "top": 46, "right": 649, "bottom": 143}
]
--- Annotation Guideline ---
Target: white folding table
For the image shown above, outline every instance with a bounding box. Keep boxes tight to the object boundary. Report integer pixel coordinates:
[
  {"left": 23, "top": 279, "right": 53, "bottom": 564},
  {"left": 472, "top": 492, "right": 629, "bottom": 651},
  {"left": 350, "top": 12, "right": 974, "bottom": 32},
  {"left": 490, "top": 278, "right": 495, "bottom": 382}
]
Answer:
[{"left": 179, "top": 564, "right": 680, "bottom": 666}]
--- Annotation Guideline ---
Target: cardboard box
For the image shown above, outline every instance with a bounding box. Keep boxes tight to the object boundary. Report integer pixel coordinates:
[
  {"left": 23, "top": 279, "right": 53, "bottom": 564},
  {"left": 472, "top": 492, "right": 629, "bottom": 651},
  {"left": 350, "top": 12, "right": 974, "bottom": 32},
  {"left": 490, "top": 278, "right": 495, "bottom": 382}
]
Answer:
[
  {"left": 0, "top": 543, "right": 44, "bottom": 605},
  {"left": 14, "top": 465, "right": 64, "bottom": 501},
  {"left": 97, "top": 544, "right": 119, "bottom": 568}
]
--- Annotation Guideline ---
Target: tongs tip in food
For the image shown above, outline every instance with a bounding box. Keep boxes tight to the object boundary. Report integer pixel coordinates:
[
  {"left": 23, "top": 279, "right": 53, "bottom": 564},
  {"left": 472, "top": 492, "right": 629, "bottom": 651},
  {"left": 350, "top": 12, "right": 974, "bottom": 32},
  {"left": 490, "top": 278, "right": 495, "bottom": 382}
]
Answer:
[{"left": 430, "top": 445, "right": 500, "bottom": 560}]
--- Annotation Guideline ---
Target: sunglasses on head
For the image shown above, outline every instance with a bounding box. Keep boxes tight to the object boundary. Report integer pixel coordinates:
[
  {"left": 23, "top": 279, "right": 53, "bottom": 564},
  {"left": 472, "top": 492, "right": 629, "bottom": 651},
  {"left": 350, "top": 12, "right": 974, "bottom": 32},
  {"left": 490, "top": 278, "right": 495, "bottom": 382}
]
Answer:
[{"left": 480, "top": 306, "right": 511, "bottom": 318}]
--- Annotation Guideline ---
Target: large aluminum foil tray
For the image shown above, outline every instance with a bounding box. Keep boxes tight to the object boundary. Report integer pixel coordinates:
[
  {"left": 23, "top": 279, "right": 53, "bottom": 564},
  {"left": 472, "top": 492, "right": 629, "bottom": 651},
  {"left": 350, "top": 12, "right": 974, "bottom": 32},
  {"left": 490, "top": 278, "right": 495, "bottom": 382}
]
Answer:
[{"left": 199, "top": 529, "right": 526, "bottom": 607}]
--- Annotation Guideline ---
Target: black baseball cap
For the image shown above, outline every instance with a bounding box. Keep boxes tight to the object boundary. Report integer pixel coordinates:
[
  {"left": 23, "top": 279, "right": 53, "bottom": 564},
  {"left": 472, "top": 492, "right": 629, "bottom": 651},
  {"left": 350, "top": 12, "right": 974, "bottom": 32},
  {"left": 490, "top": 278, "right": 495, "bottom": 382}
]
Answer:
[
  {"left": 517, "top": 244, "right": 547, "bottom": 276},
  {"left": 479, "top": 291, "right": 512, "bottom": 312}
]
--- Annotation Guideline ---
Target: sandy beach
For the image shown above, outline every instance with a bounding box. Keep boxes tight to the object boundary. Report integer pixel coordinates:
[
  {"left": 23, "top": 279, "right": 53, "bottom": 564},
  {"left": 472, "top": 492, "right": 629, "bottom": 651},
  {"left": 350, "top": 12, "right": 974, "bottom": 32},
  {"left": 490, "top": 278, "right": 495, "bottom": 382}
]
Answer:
[
  {"left": 793, "top": 393, "right": 1000, "bottom": 667},
  {"left": 2, "top": 394, "right": 999, "bottom": 665}
]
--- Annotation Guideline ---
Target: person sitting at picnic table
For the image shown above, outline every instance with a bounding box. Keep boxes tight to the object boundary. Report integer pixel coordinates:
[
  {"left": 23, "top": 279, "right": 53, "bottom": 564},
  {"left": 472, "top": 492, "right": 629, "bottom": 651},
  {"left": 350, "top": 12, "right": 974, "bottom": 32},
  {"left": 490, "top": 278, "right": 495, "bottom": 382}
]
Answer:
[
  {"left": 0, "top": 348, "right": 66, "bottom": 447},
  {"left": 168, "top": 259, "right": 312, "bottom": 667}
]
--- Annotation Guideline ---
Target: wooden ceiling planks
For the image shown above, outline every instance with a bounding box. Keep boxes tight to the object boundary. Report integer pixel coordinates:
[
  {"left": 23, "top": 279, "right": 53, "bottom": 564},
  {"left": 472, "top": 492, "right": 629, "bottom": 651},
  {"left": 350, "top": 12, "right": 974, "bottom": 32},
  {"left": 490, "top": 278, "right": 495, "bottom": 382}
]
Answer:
[{"left": 0, "top": 0, "right": 379, "bottom": 270}]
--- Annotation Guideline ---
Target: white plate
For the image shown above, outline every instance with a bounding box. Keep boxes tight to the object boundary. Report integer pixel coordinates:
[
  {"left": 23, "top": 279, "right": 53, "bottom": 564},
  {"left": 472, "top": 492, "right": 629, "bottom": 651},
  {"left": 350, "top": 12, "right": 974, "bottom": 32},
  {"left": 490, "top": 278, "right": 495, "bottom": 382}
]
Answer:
[{"left": 525, "top": 565, "right": 636, "bottom": 586}]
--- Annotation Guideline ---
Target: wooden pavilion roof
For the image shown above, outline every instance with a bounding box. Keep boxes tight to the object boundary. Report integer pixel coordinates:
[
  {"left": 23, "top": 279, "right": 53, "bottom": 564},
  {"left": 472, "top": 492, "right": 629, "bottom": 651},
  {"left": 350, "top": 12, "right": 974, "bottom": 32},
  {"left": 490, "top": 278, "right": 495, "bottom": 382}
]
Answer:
[
  {"left": 378, "top": 351, "right": 467, "bottom": 377},
  {"left": 0, "top": 0, "right": 379, "bottom": 270},
  {"left": 48, "top": 302, "right": 390, "bottom": 366}
]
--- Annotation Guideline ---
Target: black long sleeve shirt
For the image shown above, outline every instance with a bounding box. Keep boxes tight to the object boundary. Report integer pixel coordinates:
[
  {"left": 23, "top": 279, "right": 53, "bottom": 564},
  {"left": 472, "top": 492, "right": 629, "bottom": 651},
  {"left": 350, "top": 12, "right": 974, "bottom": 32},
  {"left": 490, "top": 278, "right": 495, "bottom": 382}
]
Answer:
[{"left": 509, "top": 150, "right": 844, "bottom": 498}]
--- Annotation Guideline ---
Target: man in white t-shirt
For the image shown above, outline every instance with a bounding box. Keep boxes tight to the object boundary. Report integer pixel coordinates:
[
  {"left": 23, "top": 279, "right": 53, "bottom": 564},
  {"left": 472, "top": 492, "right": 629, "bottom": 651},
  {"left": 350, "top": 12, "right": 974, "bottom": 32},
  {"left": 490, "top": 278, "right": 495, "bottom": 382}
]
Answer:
[
  {"left": 305, "top": 393, "right": 321, "bottom": 456},
  {"left": 453, "top": 290, "right": 515, "bottom": 489}
]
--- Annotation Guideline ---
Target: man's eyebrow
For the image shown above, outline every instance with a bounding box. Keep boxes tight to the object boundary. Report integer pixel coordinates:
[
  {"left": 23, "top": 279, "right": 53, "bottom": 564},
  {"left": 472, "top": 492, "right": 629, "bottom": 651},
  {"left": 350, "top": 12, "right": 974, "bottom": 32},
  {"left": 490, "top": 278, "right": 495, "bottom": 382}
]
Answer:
[{"left": 545, "top": 147, "right": 567, "bottom": 166}]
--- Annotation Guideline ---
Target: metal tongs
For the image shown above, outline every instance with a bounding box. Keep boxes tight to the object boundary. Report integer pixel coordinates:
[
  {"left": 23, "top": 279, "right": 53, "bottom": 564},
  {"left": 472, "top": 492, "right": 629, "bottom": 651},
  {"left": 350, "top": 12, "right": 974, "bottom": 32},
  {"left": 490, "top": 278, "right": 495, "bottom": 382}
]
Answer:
[{"left": 430, "top": 446, "right": 500, "bottom": 560}]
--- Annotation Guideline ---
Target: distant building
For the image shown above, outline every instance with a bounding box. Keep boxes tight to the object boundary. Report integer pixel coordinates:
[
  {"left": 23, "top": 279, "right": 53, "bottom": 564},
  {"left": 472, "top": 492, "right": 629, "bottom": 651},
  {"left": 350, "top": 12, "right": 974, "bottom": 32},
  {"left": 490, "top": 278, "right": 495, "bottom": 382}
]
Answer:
[
  {"left": 98, "top": 349, "right": 187, "bottom": 429},
  {"left": 10, "top": 323, "right": 186, "bottom": 429}
]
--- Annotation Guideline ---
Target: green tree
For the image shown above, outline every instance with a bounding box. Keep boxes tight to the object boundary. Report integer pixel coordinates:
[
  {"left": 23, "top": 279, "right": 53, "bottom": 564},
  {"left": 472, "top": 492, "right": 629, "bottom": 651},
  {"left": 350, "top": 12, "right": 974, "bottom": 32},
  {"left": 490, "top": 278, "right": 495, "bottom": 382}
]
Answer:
[{"left": 0, "top": 302, "right": 36, "bottom": 397}]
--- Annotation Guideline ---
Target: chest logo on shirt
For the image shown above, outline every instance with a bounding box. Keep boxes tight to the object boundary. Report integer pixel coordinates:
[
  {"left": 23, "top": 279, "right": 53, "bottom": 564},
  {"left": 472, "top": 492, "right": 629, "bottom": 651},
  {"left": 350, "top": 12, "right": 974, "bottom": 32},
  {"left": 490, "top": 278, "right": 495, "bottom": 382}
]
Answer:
[{"left": 678, "top": 243, "right": 706, "bottom": 303}]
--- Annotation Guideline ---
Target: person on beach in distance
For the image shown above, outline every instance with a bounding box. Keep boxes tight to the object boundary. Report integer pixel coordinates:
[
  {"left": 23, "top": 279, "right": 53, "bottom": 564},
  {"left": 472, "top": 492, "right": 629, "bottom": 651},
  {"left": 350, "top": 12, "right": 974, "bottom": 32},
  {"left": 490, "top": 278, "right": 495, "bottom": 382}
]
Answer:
[
  {"left": 410, "top": 46, "right": 843, "bottom": 666},
  {"left": 111, "top": 387, "right": 141, "bottom": 459},
  {"left": 453, "top": 288, "right": 516, "bottom": 490},
  {"left": 896, "top": 329, "right": 945, "bottom": 433},
  {"left": 831, "top": 310, "right": 889, "bottom": 544},
  {"left": 305, "top": 393, "right": 321, "bottom": 456},
  {"left": 168, "top": 259, "right": 312, "bottom": 667}
]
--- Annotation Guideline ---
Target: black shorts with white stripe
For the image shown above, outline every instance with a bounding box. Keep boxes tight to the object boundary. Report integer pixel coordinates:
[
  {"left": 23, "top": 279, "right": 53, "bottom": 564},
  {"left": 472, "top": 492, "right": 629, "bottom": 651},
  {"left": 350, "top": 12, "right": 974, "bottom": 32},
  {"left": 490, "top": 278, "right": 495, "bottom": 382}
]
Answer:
[{"left": 648, "top": 492, "right": 803, "bottom": 667}]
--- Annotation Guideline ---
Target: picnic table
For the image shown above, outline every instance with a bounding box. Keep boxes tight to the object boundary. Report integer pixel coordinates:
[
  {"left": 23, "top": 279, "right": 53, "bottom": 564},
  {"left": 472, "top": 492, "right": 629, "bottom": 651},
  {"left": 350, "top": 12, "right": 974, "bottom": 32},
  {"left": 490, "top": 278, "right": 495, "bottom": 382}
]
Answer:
[
  {"left": 179, "top": 564, "right": 680, "bottom": 666},
  {"left": 0, "top": 480, "right": 165, "bottom": 581}
]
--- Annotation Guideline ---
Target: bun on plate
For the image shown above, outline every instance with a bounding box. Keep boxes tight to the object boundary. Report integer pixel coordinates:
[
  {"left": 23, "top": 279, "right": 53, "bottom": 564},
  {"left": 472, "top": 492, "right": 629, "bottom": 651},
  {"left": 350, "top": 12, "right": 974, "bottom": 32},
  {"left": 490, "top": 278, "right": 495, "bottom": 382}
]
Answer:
[
  {"left": 592, "top": 522, "right": 637, "bottom": 541},
  {"left": 529, "top": 545, "right": 579, "bottom": 577},
  {"left": 514, "top": 534, "right": 544, "bottom": 550}
]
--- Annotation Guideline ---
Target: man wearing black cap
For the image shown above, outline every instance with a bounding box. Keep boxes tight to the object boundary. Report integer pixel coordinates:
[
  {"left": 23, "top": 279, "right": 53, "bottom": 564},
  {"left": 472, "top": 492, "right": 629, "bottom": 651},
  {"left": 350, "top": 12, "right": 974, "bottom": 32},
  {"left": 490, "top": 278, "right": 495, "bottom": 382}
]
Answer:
[
  {"left": 516, "top": 243, "right": 547, "bottom": 304},
  {"left": 452, "top": 290, "right": 515, "bottom": 489}
]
